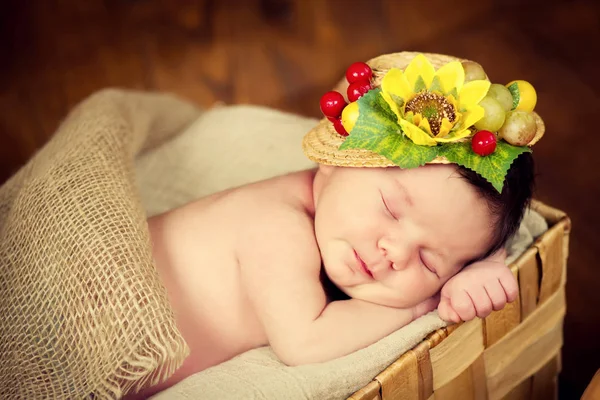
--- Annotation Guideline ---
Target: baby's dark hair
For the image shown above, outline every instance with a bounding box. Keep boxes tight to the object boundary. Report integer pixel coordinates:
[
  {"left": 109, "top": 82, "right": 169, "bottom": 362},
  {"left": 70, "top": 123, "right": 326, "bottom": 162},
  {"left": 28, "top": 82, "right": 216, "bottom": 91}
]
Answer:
[{"left": 457, "top": 153, "right": 535, "bottom": 262}]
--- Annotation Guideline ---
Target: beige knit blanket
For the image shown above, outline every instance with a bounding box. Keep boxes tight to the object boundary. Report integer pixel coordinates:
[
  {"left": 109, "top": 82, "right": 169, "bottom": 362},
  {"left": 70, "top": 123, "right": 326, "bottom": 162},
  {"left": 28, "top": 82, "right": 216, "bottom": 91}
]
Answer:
[{"left": 0, "top": 89, "right": 547, "bottom": 399}]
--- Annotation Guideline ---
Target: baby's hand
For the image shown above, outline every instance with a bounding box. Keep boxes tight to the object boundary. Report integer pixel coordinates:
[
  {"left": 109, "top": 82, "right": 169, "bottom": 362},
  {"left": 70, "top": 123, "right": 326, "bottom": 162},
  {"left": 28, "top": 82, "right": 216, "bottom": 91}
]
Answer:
[{"left": 437, "top": 255, "right": 518, "bottom": 323}]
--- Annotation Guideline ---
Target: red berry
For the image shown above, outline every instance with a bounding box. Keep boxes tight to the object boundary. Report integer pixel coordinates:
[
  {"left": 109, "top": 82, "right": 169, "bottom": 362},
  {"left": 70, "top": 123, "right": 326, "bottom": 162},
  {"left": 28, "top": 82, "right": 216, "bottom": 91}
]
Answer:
[
  {"left": 327, "top": 116, "right": 338, "bottom": 122},
  {"left": 320, "top": 91, "right": 347, "bottom": 118},
  {"left": 346, "top": 62, "right": 373, "bottom": 84},
  {"left": 347, "top": 80, "right": 371, "bottom": 102},
  {"left": 471, "top": 130, "right": 497, "bottom": 156},
  {"left": 332, "top": 118, "right": 349, "bottom": 136}
]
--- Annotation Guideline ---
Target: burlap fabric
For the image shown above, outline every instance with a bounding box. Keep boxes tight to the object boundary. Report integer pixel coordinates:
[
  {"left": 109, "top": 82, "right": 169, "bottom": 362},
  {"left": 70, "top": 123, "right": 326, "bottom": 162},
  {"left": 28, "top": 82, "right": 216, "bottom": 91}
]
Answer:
[{"left": 0, "top": 89, "right": 201, "bottom": 399}]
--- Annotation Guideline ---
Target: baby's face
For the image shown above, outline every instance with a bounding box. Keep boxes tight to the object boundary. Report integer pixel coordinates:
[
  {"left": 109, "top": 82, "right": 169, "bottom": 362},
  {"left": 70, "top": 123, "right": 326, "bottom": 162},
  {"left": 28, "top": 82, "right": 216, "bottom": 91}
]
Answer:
[{"left": 313, "top": 164, "right": 494, "bottom": 308}]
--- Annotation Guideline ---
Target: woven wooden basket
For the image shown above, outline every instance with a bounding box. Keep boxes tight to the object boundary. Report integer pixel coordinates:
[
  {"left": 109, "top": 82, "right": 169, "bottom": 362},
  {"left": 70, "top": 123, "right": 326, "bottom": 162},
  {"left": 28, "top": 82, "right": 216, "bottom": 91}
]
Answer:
[{"left": 348, "top": 200, "right": 570, "bottom": 400}]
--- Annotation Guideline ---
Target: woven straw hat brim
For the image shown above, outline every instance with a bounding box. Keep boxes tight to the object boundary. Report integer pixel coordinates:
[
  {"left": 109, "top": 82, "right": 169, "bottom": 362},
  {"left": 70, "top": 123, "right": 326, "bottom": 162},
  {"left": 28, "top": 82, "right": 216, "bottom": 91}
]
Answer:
[
  {"left": 302, "top": 118, "right": 451, "bottom": 167},
  {"left": 302, "top": 51, "right": 545, "bottom": 168}
]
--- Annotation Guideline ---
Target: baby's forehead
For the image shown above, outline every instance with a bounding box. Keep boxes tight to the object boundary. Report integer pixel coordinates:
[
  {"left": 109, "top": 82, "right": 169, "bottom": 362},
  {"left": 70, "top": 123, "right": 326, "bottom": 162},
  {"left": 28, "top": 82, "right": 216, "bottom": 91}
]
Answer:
[
  {"left": 375, "top": 165, "right": 468, "bottom": 199},
  {"left": 384, "top": 164, "right": 460, "bottom": 180},
  {"left": 387, "top": 166, "right": 494, "bottom": 251}
]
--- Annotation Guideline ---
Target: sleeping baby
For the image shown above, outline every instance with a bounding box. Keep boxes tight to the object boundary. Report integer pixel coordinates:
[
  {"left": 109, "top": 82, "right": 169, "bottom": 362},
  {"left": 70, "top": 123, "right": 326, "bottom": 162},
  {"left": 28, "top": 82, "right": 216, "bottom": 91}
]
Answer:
[{"left": 129, "top": 52, "right": 543, "bottom": 398}]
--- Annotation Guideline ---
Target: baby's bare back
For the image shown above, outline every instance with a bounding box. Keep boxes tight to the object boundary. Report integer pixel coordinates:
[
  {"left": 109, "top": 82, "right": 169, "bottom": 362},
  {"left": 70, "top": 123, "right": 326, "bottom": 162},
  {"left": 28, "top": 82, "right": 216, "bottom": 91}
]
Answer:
[{"left": 143, "top": 170, "right": 317, "bottom": 394}]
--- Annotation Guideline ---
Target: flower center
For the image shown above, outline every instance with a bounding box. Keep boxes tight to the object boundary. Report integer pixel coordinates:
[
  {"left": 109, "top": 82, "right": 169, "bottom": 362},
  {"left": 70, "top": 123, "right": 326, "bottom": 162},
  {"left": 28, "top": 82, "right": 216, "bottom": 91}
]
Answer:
[{"left": 405, "top": 92, "right": 456, "bottom": 136}]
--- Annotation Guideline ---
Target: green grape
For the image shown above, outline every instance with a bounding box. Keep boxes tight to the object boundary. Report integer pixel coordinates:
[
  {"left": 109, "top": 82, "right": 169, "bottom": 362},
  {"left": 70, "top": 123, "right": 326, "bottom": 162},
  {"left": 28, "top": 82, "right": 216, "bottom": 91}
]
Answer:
[
  {"left": 498, "top": 110, "right": 537, "bottom": 146},
  {"left": 487, "top": 84, "right": 513, "bottom": 112},
  {"left": 461, "top": 61, "right": 487, "bottom": 82},
  {"left": 474, "top": 96, "right": 506, "bottom": 132}
]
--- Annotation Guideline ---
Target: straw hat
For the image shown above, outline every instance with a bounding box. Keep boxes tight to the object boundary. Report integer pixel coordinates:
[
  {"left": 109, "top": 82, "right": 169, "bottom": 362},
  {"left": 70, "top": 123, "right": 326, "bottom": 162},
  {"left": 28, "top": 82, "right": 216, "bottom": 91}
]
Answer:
[{"left": 302, "top": 52, "right": 545, "bottom": 168}]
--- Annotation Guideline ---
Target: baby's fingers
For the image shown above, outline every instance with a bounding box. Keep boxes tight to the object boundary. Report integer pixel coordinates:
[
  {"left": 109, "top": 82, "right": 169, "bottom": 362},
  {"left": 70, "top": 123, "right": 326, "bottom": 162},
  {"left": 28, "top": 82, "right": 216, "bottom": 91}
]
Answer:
[
  {"left": 484, "top": 280, "right": 508, "bottom": 311},
  {"left": 468, "top": 286, "right": 494, "bottom": 319},
  {"left": 451, "top": 290, "right": 477, "bottom": 321},
  {"left": 438, "top": 300, "right": 461, "bottom": 323},
  {"left": 499, "top": 274, "right": 519, "bottom": 303}
]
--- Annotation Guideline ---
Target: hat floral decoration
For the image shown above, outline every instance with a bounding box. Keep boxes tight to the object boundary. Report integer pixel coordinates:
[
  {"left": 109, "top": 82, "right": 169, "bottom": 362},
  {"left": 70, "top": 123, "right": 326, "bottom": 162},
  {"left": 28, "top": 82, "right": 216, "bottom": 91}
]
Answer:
[{"left": 310, "top": 53, "right": 544, "bottom": 192}]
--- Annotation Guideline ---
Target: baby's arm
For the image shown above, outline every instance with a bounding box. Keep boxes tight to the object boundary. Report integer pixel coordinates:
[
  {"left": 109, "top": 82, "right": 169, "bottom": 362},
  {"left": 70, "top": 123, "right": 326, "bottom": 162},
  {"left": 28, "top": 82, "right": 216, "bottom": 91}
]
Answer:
[
  {"left": 239, "top": 207, "right": 437, "bottom": 366},
  {"left": 437, "top": 248, "right": 518, "bottom": 323}
]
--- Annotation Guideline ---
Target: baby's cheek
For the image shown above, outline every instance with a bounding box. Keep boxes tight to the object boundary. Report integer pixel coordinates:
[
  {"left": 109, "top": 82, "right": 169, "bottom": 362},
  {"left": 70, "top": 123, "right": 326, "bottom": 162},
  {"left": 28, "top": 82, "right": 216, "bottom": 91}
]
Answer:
[
  {"left": 426, "top": 275, "right": 445, "bottom": 297},
  {"left": 408, "top": 272, "right": 441, "bottom": 302},
  {"left": 322, "top": 242, "right": 353, "bottom": 281}
]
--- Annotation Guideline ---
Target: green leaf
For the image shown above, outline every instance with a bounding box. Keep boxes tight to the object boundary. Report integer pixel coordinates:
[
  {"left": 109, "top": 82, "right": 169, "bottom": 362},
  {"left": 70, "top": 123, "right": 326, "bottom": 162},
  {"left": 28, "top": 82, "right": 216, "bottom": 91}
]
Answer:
[
  {"left": 448, "top": 87, "right": 459, "bottom": 100},
  {"left": 507, "top": 82, "right": 520, "bottom": 110},
  {"left": 413, "top": 76, "right": 427, "bottom": 93},
  {"left": 340, "top": 88, "right": 439, "bottom": 169},
  {"left": 391, "top": 94, "right": 405, "bottom": 109},
  {"left": 439, "top": 140, "right": 531, "bottom": 192},
  {"left": 429, "top": 76, "right": 443, "bottom": 93}
]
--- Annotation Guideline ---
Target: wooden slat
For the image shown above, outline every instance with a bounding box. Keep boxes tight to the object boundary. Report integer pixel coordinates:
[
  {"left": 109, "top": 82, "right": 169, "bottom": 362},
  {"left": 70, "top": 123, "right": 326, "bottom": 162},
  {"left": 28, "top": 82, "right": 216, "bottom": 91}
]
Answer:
[
  {"left": 484, "top": 266, "right": 521, "bottom": 347},
  {"left": 529, "top": 202, "right": 571, "bottom": 290},
  {"left": 470, "top": 355, "right": 489, "bottom": 400},
  {"left": 515, "top": 248, "right": 540, "bottom": 320},
  {"left": 351, "top": 329, "right": 444, "bottom": 400},
  {"left": 471, "top": 354, "right": 488, "bottom": 400},
  {"left": 501, "top": 378, "right": 532, "bottom": 400},
  {"left": 433, "top": 354, "right": 488, "bottom": 400},
  {"left": 348, "top": 380, "right": 382, "bottom": 400},
  {"left": 430, "top": 319, "right": 484, "bottom": 390},
  {"left": 376, "top": 340, "right": 433, "bottom": 400},
  {"left": 425, "top": 327, "right": 451, "bottom": 350},
  {"left": 414, "top": 341, "right": 434, "bottom": 400},
  {"left": 529, "top": 200, "right": 567, "bottom": 226},
  {"left": 534, "top": 222, "right": 564, "bottom": 304},
  {"left": 531, "top": 356, "right": 560, "bottom": 400},
  {"left": 376, "top": 350, "right": 419, "bottom": 399},
  {"left": 489, "top": 323, "right": 562, "bottom": 400},
  {"left": 434, "top": 364, "right": 475, "bottom": 400},
  {"left": 558, "top": 218, "right": 570, "bottom": 288},
  {"left": 484, "top": 289, "right": 565, "bottom": 400}
]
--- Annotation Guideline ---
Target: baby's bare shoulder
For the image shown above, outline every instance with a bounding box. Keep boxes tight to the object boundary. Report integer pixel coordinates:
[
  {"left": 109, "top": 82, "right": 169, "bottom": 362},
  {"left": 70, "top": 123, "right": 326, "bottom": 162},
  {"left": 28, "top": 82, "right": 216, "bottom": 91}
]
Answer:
[
  {"left": 231, "top": 171, "right": 320, "bottom": 264},
  {"left": 149, "top": 170, "right": 318, "bottom": 262}
]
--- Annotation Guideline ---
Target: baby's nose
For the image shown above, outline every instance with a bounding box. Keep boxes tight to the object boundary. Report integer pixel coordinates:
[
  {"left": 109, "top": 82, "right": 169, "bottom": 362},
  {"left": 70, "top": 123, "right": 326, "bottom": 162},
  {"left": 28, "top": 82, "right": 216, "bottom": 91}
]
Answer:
[
  {"left": 389, "top": 255, "right": 410, "bottom": 271},
  {"left": 379, "top": 238, "right": 411, "bottom": 270}
]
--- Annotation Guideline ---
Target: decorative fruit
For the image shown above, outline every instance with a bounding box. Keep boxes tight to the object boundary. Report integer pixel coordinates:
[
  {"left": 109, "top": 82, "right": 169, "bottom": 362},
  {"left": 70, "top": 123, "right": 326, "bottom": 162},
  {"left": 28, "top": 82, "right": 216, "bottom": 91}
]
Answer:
[
  {"left": 487, "top": 84, "right": 513, "bottom": 112},
  {"left": 471, "top": 130, "right": 497, "bottom": 156},
  {"left": 320, "top": 91, "right": 347, "bottom": 118},
  {"left": 346, "top": 62, "right": 373, "bottom": 84},
  {"left": 347, "top": 80, "right": 372, "bottom": 102},
  {"left": 506, "top": 80, "right": 537, "bottom": 112},
  {"left": 341, "top": 101, "right": 360, "bottom": 133},
  {"left": 474, "top": 96, "right": 506, "bottom": 132},
  {"left": 498, "top": 110, "right": 537, "bottom": 146},
  {"left": 332, "top": 118, "right": 349, "bottom": 136},
  {"left": 461, "top": 61, "right": 487, "bottom": 82}
]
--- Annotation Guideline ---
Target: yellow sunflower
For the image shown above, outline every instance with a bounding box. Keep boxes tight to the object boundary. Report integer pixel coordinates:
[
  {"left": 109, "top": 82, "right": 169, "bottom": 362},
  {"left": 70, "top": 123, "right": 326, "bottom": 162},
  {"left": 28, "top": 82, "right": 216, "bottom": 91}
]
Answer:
[{"left": 381, "top": 54, "right": 490, "bottom": 146}]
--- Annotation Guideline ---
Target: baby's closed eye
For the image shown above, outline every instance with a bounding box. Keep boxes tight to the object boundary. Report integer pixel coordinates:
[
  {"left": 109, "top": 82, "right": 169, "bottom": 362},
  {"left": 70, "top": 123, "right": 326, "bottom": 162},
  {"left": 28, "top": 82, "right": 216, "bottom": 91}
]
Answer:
[
  {"left": 419, "top": 251, "right": 438, "bottom": 277},
  {"left": 379, "top": 190, "right": 397, "bottom": 219}
]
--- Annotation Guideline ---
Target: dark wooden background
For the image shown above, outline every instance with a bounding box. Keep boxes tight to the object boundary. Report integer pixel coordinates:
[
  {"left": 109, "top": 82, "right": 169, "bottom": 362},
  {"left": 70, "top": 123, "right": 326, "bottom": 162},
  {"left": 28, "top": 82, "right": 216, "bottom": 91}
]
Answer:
[{"left": 1, "top": 0, "right": 599, "bottom": 397}]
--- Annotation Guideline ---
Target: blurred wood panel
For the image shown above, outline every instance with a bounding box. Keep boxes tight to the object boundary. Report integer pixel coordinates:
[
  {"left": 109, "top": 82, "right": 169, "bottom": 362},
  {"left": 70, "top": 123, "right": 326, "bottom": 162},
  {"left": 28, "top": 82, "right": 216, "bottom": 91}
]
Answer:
[{"left": 1, "top": 0, "right": 599, "bottom": 398}]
